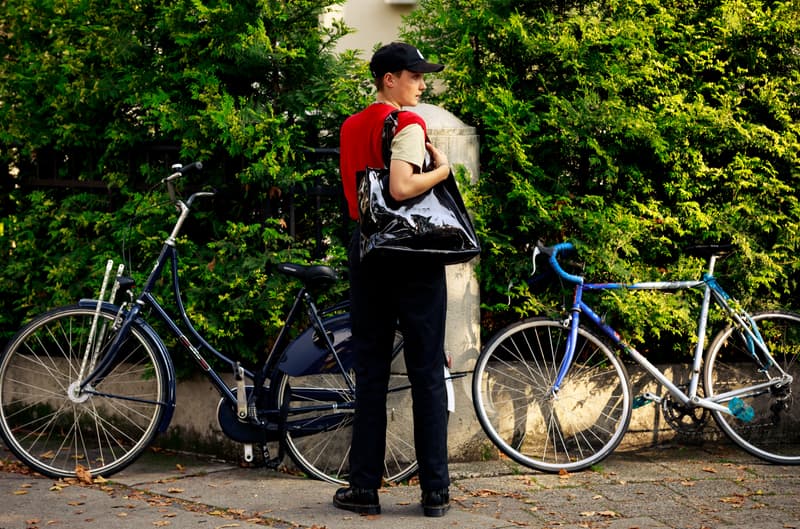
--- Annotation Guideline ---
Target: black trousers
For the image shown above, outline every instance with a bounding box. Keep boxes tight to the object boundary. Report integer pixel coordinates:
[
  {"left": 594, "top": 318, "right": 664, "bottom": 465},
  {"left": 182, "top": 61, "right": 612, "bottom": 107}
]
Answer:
[{"left": 347, "top": 230, "right": 450, "bottom": 491}]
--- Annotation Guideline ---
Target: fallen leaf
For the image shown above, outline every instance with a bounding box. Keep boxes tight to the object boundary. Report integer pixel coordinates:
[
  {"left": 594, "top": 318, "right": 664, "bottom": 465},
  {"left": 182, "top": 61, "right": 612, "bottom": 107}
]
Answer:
[
  {"left": 580, "top": 510, "right": 619, "bottom": 518},
  {"left": 75, "top": 465, "right": 93, "bottom": 485},
  {"left": 473, "top": 488, "right": 501, "bottom": 497},
  {"left": 167, "top": 488, "right": 185, "bottom": 493},
  {"left": 702, "top": 466, "right": 717, "bottom": 473}
]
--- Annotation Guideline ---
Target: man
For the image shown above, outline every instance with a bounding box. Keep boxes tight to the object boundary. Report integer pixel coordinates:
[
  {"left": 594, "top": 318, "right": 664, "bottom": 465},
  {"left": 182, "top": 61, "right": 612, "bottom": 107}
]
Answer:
[{"left": 335, "top": 42, "right": 452, "bottom": 517}]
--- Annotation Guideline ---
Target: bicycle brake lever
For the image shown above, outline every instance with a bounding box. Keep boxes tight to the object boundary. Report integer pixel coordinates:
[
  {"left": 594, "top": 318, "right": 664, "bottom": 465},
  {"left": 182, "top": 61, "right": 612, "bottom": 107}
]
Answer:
[{"left": 531, "top": 245, "right": 542, "bottom": 276}]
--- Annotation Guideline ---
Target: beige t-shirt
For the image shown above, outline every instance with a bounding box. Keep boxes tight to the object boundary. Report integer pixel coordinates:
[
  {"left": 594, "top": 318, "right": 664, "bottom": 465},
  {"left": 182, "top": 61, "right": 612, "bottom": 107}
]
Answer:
[{"left": 390, "top": 123, "right": 429, "bottom": 172}]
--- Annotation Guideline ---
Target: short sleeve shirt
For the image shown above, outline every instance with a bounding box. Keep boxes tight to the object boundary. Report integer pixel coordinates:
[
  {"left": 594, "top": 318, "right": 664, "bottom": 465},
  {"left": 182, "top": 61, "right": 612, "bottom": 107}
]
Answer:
[{"left": 391, "top": 123, "right": 426, "bottom": 171}]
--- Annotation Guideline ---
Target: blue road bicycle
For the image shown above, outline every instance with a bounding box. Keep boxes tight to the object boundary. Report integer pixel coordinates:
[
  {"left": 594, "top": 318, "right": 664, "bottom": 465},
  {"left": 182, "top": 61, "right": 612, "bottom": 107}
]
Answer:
[
  {"left": 473, "top": 241, "right": 800, "bottom": 472},
  {"left": 0, "top": 163, "right": 417, "bottom": 485}
]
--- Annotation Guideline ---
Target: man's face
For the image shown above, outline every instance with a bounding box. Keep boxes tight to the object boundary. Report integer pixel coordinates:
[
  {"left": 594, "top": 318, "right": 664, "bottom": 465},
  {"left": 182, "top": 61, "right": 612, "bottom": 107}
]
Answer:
[{"left": 387, "top": 70, "right": 427, "bottom": 107}]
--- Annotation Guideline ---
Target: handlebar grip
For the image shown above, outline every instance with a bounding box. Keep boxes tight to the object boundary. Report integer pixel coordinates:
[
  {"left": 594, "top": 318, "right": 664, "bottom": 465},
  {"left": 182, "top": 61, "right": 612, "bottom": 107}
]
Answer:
[
  {"left": 548, "top": 242, "right": 584, "bottom": 284},
  {"left": 177, "top": 161, "right": 203, "bottom": 174}
]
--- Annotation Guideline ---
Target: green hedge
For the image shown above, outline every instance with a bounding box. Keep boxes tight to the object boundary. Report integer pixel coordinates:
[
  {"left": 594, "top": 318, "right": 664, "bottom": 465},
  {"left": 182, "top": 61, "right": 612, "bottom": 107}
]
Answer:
[
  {"left": 0, "top": 0, "right": 369, "bottom": 369},
  {"left": 405, "top": 0, "right": 800, "bottom": 352},
  {"left": 2, "top": 0, "right": 798, "bottom": 365}
]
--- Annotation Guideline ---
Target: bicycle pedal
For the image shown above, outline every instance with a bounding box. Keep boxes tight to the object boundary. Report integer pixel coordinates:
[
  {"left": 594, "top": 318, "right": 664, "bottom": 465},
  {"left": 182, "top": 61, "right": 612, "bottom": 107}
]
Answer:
[
  {"left": 729, "top": 397, "right": 755, "bottom": 422},
  {"left": 256, "top": 444, "right": 280, "bottom": 470}
]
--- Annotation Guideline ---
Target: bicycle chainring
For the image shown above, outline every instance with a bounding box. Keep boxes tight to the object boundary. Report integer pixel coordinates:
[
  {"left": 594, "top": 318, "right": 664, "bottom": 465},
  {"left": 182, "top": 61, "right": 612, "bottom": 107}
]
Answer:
[{"left": 660, "top": 394, "right": 710, "bottom": 435}]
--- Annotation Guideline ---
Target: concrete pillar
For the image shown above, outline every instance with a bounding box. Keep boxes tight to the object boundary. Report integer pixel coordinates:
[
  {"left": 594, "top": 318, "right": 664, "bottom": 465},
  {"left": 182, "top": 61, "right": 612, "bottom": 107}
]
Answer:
[{"left": 406, "top": 103, "right": 486, "bottom": 460}]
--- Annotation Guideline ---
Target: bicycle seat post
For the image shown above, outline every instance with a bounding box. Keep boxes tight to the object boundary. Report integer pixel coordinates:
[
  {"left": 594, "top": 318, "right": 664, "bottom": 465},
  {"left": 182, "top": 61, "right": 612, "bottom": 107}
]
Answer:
[{"left": 706, "top": 254, "right": 719, "bottom": 277}]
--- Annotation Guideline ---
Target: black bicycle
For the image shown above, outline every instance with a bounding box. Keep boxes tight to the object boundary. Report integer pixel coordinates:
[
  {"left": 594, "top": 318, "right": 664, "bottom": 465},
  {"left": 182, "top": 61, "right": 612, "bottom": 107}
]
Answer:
[{"left": 0, "top": 162, "right": 417, "bottom": 485}]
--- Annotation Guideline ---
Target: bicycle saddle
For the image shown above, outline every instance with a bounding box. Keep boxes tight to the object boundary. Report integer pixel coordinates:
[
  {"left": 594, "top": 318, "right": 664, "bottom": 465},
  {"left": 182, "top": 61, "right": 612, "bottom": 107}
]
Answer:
[
  {"left": 685, "top": 243, "right": 736, "bottom": 259},
  {"left": 276, "top": 263, "right": 338, "bottom": 288}
]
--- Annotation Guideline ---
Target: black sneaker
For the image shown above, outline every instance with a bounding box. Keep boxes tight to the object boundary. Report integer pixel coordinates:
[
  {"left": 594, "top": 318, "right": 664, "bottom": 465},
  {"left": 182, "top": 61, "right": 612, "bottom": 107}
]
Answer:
[
  {"left": 333, "top": 487, "right": 380, "bottom": 515},
  {"left": 421, "top": 488, "right": 450, "bottom": 517}
]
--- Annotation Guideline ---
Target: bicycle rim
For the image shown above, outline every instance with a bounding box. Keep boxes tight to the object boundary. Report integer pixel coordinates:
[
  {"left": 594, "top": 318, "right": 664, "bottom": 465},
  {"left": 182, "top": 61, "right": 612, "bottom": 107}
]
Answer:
[
  {"left": 277, "top": 331, "right": 417, "bottom": 485},
  {"left": 704, "top": 311, "right": 800, "bottom": 464},
  {"left": 473, "top": 318, "right": 631, "bottom": 472},
  {"left": 0, "top": 306, "right": 168, "bottom": 478}
]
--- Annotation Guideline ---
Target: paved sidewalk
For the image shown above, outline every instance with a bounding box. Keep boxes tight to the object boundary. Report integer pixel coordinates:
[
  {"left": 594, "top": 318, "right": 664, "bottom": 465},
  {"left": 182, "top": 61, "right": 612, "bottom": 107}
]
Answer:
[{"left": 1, "top": 441, "right": 799, "bottom": 529}]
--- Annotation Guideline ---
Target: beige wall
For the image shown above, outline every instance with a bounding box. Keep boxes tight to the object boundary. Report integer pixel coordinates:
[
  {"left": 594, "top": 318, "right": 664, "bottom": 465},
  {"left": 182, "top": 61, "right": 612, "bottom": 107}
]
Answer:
[{"left": 323, "top": 0, "right": 417, "bottom": 57}]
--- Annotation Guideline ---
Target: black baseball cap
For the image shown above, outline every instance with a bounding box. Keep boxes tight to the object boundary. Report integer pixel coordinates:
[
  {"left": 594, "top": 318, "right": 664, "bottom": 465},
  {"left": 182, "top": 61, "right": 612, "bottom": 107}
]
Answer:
[{"left": 369, "top": 42, "right": 444, "bottom": 79}]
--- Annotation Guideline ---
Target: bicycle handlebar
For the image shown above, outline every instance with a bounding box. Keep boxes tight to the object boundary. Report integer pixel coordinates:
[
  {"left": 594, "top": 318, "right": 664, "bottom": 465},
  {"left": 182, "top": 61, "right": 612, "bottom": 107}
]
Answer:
[
  {"left": 164, "top": 161, "right": 204, "bottom": 182},
  {"left": 162, "top": 161, "right": 205, "bottom": 202},
  {"left": 536, "top": 240, "right": 584, "bottom": 285}
]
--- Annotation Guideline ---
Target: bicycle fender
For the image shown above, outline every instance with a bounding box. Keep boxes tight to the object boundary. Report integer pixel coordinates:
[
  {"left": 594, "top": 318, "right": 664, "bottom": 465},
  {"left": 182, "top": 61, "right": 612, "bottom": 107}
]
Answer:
[
  {"left": 77, "top": 299, "right": 177, "bottom": 432},
  {"left": 278, "top": 313, "right": 355, "bottom": 376}
]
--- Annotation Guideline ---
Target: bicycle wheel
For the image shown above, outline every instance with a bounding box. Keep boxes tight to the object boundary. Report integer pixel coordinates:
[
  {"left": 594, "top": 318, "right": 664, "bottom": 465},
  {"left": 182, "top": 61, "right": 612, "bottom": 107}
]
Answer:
[
  {"left": 473, "top": 317, "right": 632, "bottom": 472},
  {"left": 0, "top": 305, "right": 169, "bottom": 478},
  {"left": 274, "top": 329, "right": 417, "bottom": 485},
  {"left": 704, "top": 310, "right": 800, "bottom": 464}
]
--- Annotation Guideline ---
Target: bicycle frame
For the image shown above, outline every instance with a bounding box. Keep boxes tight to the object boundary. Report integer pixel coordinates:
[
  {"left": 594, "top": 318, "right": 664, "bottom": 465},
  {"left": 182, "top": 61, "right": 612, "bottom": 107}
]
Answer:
[
  {"left": 548, "top": 243, "right": 792, "bottom": 418},
  {"left": 76, "top": 189, "right": 355, "bottom": 432}
]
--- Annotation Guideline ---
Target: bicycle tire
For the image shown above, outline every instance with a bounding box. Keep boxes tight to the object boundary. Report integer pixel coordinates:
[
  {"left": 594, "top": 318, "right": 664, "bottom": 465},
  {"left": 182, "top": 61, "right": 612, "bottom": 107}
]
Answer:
[
  {"left": 473, "top": 317, "right": 632, "bottom": 472},
  {"left": 0, "top": 305, "right": 170, "bottom": 478},
  {"left": 275, "top": 327, "right": 418, "bottom": 485},
  {"left": 704, "top": 310, "right": 800, "bottom": 464}
]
